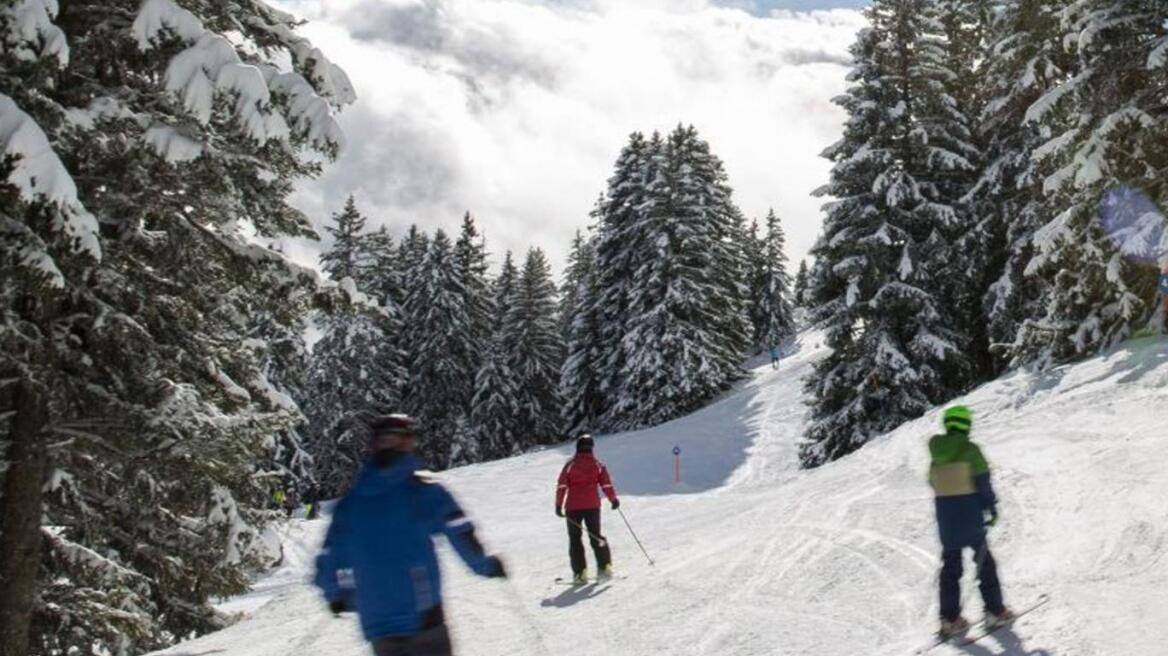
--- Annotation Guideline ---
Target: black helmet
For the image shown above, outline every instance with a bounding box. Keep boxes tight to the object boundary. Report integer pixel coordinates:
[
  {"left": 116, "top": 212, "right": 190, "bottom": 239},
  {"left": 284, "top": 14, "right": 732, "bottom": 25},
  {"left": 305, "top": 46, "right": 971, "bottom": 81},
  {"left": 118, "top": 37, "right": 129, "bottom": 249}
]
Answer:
[
  {"left": 368, "top": 414, "right": 419, "bottom": 440},
  {"left": 576, "top": 434, "right": 594, "bottom": 453}
]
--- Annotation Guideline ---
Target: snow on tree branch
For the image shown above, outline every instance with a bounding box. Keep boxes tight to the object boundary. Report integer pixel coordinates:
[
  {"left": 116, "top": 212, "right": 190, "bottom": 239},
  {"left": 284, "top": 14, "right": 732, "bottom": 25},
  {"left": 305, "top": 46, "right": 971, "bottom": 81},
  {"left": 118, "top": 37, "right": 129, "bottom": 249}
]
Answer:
[
  {"left": 133, "top": 0, "right": 348, "bottom": 155},
  {"left": 2, "top": 0, "right": 69, "bottom": 66},
  {"left": 0, "top": 93, "right": 102, "bottom": 272}
]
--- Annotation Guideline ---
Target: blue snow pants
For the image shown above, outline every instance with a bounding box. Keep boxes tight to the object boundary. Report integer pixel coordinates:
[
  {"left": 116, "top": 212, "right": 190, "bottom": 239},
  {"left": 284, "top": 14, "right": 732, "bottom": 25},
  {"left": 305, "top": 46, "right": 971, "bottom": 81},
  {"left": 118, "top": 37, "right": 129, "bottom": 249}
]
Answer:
[{"left": 939, "top": 539, "right": 1004, "bottom": 621}]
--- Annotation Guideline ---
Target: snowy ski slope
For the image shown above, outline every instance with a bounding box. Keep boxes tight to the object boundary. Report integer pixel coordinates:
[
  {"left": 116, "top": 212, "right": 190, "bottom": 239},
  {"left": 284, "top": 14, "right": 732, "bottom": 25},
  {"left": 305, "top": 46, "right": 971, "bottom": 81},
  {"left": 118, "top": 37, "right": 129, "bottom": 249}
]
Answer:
[{"left": 152, "top": 331, "right": 1168, "bottom": 656}]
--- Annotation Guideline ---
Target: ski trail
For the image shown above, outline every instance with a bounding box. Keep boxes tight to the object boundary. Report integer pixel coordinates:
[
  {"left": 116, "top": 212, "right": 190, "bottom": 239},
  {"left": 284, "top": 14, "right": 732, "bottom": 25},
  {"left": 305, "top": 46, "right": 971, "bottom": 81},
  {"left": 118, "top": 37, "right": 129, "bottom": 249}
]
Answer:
[{"left": 149, "top": 333, "right": 1168, "bottom": 656}]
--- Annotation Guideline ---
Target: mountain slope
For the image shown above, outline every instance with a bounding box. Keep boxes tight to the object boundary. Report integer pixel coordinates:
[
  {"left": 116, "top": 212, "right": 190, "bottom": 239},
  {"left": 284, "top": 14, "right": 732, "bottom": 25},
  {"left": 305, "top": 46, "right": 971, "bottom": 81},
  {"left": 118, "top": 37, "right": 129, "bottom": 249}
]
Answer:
[{"left": 152, "top": 332, "right": 1168, "bottom": 656}]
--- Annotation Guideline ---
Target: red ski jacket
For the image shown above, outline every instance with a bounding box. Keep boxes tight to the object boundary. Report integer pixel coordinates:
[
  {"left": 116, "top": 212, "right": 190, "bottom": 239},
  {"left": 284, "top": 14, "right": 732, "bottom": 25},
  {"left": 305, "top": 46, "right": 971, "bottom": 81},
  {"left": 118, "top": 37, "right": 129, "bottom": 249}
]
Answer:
[{"left": 555, "top": 454, "right": 618, "bottom": 512}]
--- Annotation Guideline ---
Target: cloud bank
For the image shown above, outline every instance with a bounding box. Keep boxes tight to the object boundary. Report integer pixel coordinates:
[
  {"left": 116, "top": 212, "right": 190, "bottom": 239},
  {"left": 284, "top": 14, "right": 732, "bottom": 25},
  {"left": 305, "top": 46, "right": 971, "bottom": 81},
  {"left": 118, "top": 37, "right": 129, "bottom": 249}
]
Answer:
[{"left": 271, "top": 0, "right": 866, "bottom": 274}]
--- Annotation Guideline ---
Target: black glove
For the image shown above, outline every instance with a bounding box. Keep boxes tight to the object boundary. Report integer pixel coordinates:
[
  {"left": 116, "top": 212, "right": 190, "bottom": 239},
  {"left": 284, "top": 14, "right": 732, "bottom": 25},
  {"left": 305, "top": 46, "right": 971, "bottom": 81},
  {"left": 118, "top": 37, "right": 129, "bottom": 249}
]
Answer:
[
  {"left": 329, "top": 599, "right": 349, "bottom": 616},
  {"left": 555, "top": 505, "right": 563, "bottom": 517},
  {"left": 611, "top": 499, "right": 620, "bottom": 511},
  {"left": 486, "top": 556, "right": 507, "bottom": 579}
]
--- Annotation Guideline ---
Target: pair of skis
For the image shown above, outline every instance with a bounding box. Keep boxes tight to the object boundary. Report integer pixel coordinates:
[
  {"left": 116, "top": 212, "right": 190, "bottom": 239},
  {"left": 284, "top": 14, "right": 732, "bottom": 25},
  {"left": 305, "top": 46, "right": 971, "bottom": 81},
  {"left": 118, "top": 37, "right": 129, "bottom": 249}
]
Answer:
[{"left": 918, "top": 593, "right": 1049, "bottom": 653}]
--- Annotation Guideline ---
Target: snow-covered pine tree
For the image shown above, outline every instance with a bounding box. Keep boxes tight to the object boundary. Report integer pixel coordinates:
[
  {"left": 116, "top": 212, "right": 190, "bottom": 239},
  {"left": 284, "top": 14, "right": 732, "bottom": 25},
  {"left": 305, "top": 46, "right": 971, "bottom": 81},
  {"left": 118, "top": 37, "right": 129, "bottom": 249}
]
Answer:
[
  {"left": 966, "top": 0, "right": 1072, "bottom": 371},
  {"left": 793, "top": 259, "right": 810, "bottom": 307},
  {"left": 494, "top": 250, "right": 518, "bottom": 324},
  {"left": 559, "top": 227, "right": 604, "bottom": 437},
  {"left": 802, "top": 0, "right": 972, "bottom": 467},
  {"left": 357, "top": 226, "right": 400, "bottom": 307},
  {"left": 757, "top": 209, "right": 796, "bottom": 350},
  {"left": 301, "top": 289, "right": 405, "bottom": 497},
  {"left": 0, "top": 0, "right": 355, "bottom": 652},
  {"left": 1015, "top": 0, "right": 1167, "bottom": 362},
  {"left": 744, "top": 217, "right": 768, "bottom": 351},
  {"left": 591, "top": 132, "right": 651, "bottom": 427},
  {"left": 469, "top": 338, "right": 523, "bottom": 459},
  {"left": 608, "top": 125, "right": 751, "bottom": 428},
  {"left": 396, "top": 224, "right": 430, "bottom": 309},
  {"left": 320, "top": 195, "right": 366, "bottom": 281},
  {"left": 301, "top": 203, "right": 406, "bottom": 496},
  {"left": 503, "top": 248, "right": 564, "bottom": 448},
  {"left": 454, "top": 212, "right": 494, "bottom": 370},
  {"left": 402, "top": 230, "right": 478, "bottom": 467}
]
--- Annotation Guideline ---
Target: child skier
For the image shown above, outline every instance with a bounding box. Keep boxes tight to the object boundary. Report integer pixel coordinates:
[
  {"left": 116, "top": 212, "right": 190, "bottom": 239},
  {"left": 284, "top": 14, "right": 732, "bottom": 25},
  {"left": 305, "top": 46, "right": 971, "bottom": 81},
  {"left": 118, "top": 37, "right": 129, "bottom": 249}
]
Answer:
[
  {"left": 314, "top": 414, "right": 506, "bottom": 656},
  {"left": 929, "top": 406, "right": 1015, "bottom": 639},
  {"left": 768, "top": 344, "right": 780, "bottom": 369},
  {"left": 555, "top": 434, "right": 620, "bottom": 584}
]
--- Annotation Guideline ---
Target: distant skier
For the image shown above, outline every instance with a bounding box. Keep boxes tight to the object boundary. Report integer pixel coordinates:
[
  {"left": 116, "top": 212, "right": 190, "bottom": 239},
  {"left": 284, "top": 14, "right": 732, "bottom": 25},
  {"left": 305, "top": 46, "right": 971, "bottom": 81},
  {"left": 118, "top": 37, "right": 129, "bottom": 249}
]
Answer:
[
  {"left": 555, "top": 434, "right": 620, "bottom": 584},
  {"left": 314, "top": 414, "right": 506, "bottom": 656},
  {"left": 768, "top": 344, "right": 780, "bottom": 369},
  {"left": 929, "top": 406, "right": 1015, "bottom": 639},
  {"left": 282, "top": 488, "right": 299, "bottom": 518}
]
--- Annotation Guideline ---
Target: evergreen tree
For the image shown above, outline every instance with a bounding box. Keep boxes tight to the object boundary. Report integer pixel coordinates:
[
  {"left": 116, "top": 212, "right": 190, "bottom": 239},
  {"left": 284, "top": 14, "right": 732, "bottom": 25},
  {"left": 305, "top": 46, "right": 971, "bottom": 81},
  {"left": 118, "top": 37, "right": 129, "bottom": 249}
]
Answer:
[
  {"left": 1015, "top": 0, "right": 1167, "bottom": 362},
  {"left": 469, "top": 339, "right": 523, "bottom": 459},
  {"left": 744, "top": 218, "right": 768, "bottom": 350},
  {"left": 320, "top": 195, "right": 366, "bottom": 282},
  {"left": 494, "top": 250, "right": 519, "bottom": 325},
  {"left": 357, "top": 225, "right": 401, "bottom": 308},
  {"left": 757, "top": 209, "right": 796, "bottom": 349},
  {"left": 967, "top": 0, "right": 1071, "bottom": 369},
  {"left": 802, "top": 0, "right": 972, "bottom": 467},
  {"left": 301, "top": 298, "right": 405, "bottom": 496},
  {"left": 0, "top": 0, "right": 355, "bottom": 652},
  {"left": 454, "top": 212, "right": 494, "bottom": 368},
  {"left": 396, "top": 224, "right": 430, "bottom": 310},
  {"left": 302, "top": 207, "right": 406, "bottom": 496},
  {"left": 402, "top": 230, "right": 477, "bottom": 467},
  {"left": 503, "top": 248, "right": 564, "bottom": 447},
  {"left": 559, "top": 228, "right": 603, "bottom": 437},
  {"left": 591, "top": 132, "right": 651, "bottom": 422},
  {"left": 793, "top": 259, "right": 810, "bottom": 307},
  {"left": 607, "top": 126, "right": 751, "bottom": 428}
]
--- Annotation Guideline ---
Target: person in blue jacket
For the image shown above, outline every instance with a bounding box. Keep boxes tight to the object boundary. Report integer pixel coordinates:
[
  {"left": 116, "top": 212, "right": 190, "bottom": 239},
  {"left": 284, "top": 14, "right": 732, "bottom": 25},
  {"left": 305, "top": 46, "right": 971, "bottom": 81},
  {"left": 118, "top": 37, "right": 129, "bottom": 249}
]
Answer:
[
  {"left": 928, "top": 406, "right": 1014, "bottom": 639},
  {"left": 314, "top": 414, "right": 506, "bottom": 656}
]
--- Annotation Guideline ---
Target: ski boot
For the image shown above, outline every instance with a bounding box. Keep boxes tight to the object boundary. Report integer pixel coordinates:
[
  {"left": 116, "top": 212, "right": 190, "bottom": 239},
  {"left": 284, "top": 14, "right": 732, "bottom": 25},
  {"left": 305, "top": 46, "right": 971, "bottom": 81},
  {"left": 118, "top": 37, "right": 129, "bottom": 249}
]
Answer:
[
  {"left": 984, "top": 608, "right": 1017, "bottom": 631},
  {"left": 938, "top": 616, "right": 971, "bottom": 640},
  {"left": 572, "top": 569, "right": 589, "bottom": 585},
  {"left": 598, "top": 564, "right": 614, "bottom": 580}
]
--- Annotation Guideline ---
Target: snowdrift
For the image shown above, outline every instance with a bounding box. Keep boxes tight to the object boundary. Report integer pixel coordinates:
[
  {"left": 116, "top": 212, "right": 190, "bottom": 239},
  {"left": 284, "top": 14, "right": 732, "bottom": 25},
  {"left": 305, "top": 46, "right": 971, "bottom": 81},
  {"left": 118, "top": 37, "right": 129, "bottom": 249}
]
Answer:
[{"left": 152, "top": 331, "right": 1168, "bottom": 656}]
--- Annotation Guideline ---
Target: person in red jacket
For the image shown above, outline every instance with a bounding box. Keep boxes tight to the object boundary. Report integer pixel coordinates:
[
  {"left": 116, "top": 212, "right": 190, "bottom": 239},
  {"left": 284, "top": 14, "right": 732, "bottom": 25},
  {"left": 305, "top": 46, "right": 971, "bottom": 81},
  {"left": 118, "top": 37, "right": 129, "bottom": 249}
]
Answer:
[{"left": 555, "top": 434, "right": 620, "bottom": 583}]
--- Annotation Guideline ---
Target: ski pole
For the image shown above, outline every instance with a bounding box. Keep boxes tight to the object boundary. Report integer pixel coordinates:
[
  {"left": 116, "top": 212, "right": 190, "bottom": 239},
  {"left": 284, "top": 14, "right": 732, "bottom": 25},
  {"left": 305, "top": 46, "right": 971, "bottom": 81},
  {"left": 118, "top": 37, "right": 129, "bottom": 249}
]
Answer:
[
  {"left": 616, "top": 507, "right": 655, "bottom": 566},
  {"left": 564, "top": 516, "right": 607, "bottom": 547}
]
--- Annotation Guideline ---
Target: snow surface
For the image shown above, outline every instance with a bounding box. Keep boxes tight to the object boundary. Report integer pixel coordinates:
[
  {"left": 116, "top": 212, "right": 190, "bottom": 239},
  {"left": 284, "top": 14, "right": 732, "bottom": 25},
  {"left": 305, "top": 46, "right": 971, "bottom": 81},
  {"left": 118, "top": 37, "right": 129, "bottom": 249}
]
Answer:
[{"left": 151, "top": 331, "right": 1168, "bottom": 656}]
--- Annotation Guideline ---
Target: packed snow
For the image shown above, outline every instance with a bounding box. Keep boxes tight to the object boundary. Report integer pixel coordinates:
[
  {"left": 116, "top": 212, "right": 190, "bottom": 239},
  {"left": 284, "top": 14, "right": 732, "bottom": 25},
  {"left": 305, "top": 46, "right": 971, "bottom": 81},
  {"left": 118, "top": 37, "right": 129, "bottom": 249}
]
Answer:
[{"left": 151, "top": 331, "right": 1168, "bottom": 656}]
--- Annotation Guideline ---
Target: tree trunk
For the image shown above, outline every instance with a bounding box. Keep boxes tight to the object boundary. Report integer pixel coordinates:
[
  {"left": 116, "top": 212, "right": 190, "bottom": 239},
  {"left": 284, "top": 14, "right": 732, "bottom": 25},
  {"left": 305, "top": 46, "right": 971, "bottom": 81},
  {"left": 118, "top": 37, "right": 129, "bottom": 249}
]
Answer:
[{"left": 0, "top": 379, "right": 48, "bottom": 656}]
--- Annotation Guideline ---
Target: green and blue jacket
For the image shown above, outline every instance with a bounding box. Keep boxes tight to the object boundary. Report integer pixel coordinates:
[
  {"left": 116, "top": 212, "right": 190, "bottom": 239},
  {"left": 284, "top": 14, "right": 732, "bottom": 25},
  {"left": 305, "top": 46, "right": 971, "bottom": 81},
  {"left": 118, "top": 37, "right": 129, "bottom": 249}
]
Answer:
[{"left": 929, "top": 428, "right": 997, "bottom": 550}]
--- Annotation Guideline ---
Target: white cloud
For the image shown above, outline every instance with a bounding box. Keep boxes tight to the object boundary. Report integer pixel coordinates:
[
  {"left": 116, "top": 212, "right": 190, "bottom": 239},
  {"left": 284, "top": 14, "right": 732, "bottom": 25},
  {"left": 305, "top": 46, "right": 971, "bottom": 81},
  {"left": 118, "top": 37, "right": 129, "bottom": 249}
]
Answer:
[{"left": 270, "top": 0, "right": 866, "bottom": 275}]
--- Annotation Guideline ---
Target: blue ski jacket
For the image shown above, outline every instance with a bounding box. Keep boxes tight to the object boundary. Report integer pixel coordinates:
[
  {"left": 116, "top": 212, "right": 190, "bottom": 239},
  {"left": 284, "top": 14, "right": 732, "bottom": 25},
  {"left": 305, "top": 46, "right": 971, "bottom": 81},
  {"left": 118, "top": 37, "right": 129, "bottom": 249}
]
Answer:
[{"left": 313, "top": 455, "right": 500, "bottom": 640}]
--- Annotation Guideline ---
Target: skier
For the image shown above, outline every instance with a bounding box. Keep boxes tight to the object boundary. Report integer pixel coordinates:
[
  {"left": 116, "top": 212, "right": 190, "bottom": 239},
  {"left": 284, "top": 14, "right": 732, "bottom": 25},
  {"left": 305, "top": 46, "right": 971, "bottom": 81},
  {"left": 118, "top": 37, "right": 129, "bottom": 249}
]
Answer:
[
  {"left": 555, "top": 434, "right": 620, "bottom": 584},
  {"left": 314, "top": 414, "right": 506, "bottom": 656},
  {"left": 929, "top": 406, "right": 1015, "bottom": 639},
  {"left": 283, "top": 488, "right": 299, "bottom": 518},
  {"left": 768, "top": 344, "right": 780, "bottom": 369}
]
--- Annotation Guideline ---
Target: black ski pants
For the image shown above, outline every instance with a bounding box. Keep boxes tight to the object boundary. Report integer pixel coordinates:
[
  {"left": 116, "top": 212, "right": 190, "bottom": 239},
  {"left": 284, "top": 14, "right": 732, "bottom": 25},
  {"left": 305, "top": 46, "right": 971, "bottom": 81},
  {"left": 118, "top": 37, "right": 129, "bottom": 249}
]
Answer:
[
  {"left": 939, "top": 539, "right": 1004, "bottom": 621},
  {"left": 371, "top": 625, "right": 452, "bottom": 656},
  {"left": 566, "top": 508, "right": 611, "bottom": 574}
]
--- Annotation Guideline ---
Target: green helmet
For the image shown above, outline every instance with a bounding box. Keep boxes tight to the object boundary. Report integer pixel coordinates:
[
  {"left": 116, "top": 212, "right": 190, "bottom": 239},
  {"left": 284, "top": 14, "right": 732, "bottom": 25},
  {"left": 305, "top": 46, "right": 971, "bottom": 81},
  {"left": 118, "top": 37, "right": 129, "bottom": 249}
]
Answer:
[{"left": 943, "top": 405, "right": 972, "bottom": 433}]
